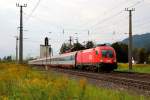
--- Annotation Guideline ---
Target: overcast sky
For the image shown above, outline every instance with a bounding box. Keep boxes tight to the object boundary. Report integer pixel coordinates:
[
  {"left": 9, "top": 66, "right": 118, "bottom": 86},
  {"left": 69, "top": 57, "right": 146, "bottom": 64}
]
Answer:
[{"left": 0, "top": 0, "right": 150, "bottom": 59}]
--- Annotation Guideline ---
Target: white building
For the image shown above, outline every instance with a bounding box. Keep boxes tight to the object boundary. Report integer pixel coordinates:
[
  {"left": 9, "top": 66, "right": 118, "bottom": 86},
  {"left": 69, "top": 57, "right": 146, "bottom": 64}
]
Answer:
[{"left": 40, "top": 45, "right": 52, "bottom": 58}]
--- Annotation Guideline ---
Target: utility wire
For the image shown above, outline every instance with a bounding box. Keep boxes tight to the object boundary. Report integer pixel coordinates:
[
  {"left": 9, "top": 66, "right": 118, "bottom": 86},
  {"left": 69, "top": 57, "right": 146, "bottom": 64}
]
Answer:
[
  {"left": 88, "top": 11, "right": 123, "bottom": 30},
  {"left": 83, "top": 0, "right": 144, "bottom": 35},
  {"left": 75, "top": 0, "right": 133, "bottom": 29},
  {"left": 88, "top": 0, "right": 144, "bottom": 29},
  {"left": 25, "top": 0, "right": 42, "bottom": 23},
  {"left": 134, "top": 19, "right": 150, "bottom": 28},
  {"left": 128, "top": 0, "right": 144, "bottom": 8}
]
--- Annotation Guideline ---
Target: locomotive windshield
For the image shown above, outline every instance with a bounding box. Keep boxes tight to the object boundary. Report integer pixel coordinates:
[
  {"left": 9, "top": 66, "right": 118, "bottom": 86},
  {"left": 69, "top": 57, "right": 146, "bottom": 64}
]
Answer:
[{"left": 102, "top": 50, "right": 113, "bottom": 58}]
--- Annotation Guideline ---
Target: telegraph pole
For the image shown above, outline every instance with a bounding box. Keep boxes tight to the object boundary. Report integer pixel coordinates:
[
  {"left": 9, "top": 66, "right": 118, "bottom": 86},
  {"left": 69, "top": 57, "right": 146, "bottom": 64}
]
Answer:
[
  {"left": 125, "top": 8, "right": 135, "bottom": 70},
  {"left": 75, "top": 33, "right": 78, "bottom": 43},
  {"left": 16, "top": 36, "right": 19, "bottom": 64},
  {"left": 62, "top": 29, "right": 65, "bottom": 34},
  {"left": 16, "top": 3, "right": 27, "bottom": 64},
  {"left": 14, "top": 36, "right": 19, "bottom": 64},
  {"left": 69, "top": 36, "right": 73, "bottom": 46},
  {"left": 88, "top": 30, "right": 90, "bottom": 41}
]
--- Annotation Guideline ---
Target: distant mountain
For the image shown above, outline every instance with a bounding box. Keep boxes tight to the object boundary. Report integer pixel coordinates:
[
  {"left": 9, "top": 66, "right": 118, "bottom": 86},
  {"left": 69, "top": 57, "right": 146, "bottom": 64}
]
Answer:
[{"left": 121, "top": 33, "right": 150, "bottom": 51}]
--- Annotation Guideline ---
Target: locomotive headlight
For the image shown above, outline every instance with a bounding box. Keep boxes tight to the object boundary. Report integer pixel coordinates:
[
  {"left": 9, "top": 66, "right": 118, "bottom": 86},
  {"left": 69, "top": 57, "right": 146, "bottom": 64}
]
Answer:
[{"left": 100, "top": 58, "right": 103, "bottom": 62}]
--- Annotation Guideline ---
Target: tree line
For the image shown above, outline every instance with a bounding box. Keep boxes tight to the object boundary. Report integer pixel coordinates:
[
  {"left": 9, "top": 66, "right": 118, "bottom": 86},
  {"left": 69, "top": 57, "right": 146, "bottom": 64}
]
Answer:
[
  {"left": 60, "top": 41, "right": 95, "bottom": 54},
  {"left": 0, "top": 56, "right": 13, "bottom": 62}
]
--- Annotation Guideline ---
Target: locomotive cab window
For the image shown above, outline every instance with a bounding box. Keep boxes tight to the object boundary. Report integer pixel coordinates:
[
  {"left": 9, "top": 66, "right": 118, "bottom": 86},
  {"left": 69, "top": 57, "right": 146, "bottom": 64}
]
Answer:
[{"left": 102, "top": 50, "right": 113, "bottom": 58}]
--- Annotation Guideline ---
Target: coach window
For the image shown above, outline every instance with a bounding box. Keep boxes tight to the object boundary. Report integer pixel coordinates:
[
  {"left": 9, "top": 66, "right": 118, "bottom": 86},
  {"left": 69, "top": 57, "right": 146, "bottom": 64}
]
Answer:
[
  {"left": 66, "top": 56, "right": 68, "bottom": 61},
  {"left": 70, "top": 56, "right": 72, "bottom": 60},
  {"left": 70, "top": 56, "right": 73, "bottom": 60},
  {"left": 71, "top": 55, "right": 74, "bottom": 60},
  {"left": 63, "top": 57, "right": 65, "bottom": 61},
  {"left": 61, "top": 57, "right": 63, "bottom": 61},
  {"left": 72, "top": 56, "right": 75, "bottom": 60},
  {"left": 67, "top": 56, "right": 70, "bottom": 61},
  {"left": 51, "top": 58, "right": 54, "bottom": 61},
  {"left": 57, "top": 58, "right": 59, "bottom": 61},
  {"left": 65, "top": 57, "right": 67, "bottom": 61}
]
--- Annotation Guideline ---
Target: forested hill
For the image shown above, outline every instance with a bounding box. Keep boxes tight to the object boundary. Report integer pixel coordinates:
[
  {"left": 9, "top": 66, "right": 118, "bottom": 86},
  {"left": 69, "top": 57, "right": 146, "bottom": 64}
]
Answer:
[{"left": 122, "top": 33, "right": 150, "bottom": 51}]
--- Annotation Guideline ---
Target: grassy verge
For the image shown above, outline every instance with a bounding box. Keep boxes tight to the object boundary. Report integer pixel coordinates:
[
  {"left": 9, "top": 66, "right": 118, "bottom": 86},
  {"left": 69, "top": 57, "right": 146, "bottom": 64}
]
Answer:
[
  {"left": 116, "top": 63, "right": 150, "bottom": 73},
  {"left": 0, "top": 63, "right": 149, "bottom": 100}
]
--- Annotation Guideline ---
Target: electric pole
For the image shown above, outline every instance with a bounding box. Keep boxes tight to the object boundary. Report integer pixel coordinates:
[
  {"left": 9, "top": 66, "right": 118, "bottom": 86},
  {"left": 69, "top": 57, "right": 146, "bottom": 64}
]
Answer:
[
  {"left": 14, "top": 36, "right": 19, "bottom": 64},
  {"left": 88, "top": 30, "right": 90, "bottom": 41},
  {"left": 75, "top": 33, "right": 78, "bottom": 43},
  {"left": 16, "top": 3, "right": 27, "bottom": 64},
  {"left": 125, "top": 8, "right": 135, "bottom": 70},
  {"left": 62, "top": 29, "right": 65, "bottom": 34},
  {"left": 69, "top": 36, "right": 73, "bottom": 46}
]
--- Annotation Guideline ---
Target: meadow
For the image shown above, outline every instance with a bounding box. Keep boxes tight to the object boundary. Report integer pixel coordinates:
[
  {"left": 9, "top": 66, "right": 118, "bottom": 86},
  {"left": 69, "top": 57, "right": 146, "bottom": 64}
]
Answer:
[
  {"left": 0, "top": 63, "right": 149, "bottom": 100},
  {"left": 117, "top": 63, "right": 150, "bottom": 73}
]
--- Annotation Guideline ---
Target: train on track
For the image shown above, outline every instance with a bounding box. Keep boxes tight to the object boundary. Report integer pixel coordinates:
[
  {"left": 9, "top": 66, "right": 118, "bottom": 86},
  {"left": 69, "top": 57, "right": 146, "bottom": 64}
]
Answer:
[{"left": 29, "top": 45, "right": 117, "bottom": 71}]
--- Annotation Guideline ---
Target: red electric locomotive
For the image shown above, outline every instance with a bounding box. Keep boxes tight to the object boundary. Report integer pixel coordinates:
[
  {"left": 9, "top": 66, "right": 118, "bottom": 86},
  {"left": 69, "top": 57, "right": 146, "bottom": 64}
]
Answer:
[{"left": 76, "top": 45, "right": 117, "bottom": 71}]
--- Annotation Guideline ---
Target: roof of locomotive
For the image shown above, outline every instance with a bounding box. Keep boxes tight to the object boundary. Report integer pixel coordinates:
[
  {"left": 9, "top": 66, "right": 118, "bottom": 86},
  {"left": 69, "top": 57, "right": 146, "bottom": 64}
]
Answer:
[
  {"left": 96, "top": 45, "right": 114, "bottom": 50},
  {"left": 78, "top": 45, "right": 114, "bottom": 53}
]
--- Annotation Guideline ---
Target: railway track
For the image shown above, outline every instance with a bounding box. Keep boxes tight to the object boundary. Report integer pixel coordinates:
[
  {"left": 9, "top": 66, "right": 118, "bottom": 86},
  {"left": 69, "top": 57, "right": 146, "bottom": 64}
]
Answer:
[
  {"left": 112, "top": 71, "right": 150, "bottom": 82},
  {"left": 50, "top": 68, "right": 150, "bottom": 92}
]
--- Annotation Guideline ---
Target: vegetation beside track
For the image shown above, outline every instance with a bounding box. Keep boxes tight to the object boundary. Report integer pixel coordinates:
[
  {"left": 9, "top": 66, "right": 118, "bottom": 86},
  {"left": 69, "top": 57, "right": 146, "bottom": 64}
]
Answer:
[
  {"left": 117, "top": 63, "right": 150, "bottom": 73},
  {"left": 0, "top": 63, "right": 149, "bottom": 100}
]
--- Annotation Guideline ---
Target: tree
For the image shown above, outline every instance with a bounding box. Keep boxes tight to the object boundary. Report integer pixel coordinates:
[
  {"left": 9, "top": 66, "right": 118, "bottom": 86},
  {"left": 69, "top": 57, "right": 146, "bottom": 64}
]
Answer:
[
  {"left": 60, "top": 43, "right": 70, "bottom": 54},
  {"left": 146, "top": 50, "right": 150, "bottom": 64},
  {"left": 111, "top": 42, "right": 128, "bottom": 63},
  {"left": 71, "top": 42, "right": 85, "bottom": 52},
  {"left": 133, "top": 48, "right": 139, "bottom": 62},
  {"left": 6, "top": 56, "right": 12, "bottom": 61},
  {"left": 2, "top": 56, "right": 12, "bottom": 62},
  {"left": 85, "top": 41, "right": 95, "bottom": 49},
  {"left": 148, "top": 55, "right": 150, "bottom": 64},
  {"left": 138, "top": 48, "right": 147, "bottom": 63},
  {"left": 3, "top": 56, "right": 7, "bottom": 61},
  {"left": 60, "top": 41, "right": 86, "bottom": 54},
  {"left": 132, "top": 48, "right": 149, "bottom": 64}
]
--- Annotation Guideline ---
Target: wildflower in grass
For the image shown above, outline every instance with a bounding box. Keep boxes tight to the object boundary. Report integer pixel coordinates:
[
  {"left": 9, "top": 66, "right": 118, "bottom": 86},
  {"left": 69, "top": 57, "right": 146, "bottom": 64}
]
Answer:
[
  {"left": 79, "top": 78, "right": 87, "bottom": 89},
  {"left": 61, "top": 75, "right": 69, "bottom": 87},
  {"left": 79, "top": 78, "right": 87, "bottom": 100},
  {"left": 1, "top": 95, "right": 8, "bottom": 100}
]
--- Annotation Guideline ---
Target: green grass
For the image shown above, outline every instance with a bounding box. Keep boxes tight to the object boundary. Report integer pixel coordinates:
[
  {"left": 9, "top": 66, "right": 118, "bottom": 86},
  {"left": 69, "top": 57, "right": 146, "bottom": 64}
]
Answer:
[
  {"left": 116, "top": 63, "right": 150, "bottom": 73},
  {"left": 0, "top": 63, "right": 149, "bottom": 100}
]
